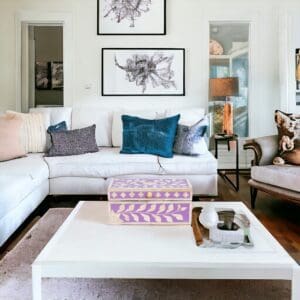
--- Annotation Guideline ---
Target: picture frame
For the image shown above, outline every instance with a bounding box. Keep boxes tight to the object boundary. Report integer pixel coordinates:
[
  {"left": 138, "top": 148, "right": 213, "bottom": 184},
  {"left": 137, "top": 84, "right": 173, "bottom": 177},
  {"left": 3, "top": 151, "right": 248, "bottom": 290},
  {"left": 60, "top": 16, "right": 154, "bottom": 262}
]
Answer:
[
  {"left": 101, "top": 48, "right": 185, "bottom": 96},
  {"left": 35, "top": 62, "right": 51, "bottom": 90},
  {"left": 51, "top": 61, "right": 64, "bottom": 90},
  {"left": 97, "top": 0, "right": 166, "bottom": 35}
]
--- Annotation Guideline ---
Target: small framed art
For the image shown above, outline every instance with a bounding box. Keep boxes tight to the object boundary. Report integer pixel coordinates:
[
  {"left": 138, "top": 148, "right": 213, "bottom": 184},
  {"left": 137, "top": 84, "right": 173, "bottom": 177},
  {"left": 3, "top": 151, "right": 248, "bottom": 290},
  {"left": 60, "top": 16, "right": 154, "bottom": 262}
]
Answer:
[
  {"left": 35, "top": 62, "right": 50, "bottom": 90},
  {"left": 97, "top": 0, "right": 166, "bottom": 35},
  {"left": 101, "top": 48, "right": 185, "bottom": 96},
  {"left": 51, "top": 62, "right": 64, "bottom": 90}
]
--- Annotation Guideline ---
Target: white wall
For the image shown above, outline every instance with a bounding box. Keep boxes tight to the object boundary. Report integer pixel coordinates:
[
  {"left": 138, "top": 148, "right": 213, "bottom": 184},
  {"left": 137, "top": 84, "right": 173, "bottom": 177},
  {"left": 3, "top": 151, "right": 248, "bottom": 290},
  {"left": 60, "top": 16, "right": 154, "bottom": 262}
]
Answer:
[{"left": 0, "top": 0, "right": 299, "bottom": 136}]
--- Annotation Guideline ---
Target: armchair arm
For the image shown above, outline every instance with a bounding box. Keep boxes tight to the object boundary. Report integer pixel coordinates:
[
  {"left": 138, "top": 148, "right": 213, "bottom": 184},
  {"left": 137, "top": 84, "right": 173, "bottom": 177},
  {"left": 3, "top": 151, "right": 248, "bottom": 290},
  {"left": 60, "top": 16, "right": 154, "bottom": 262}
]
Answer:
[
  {"left": 243, "top": 135, "right": 278, "bottom": 166},
  {"left": 244, "top": 140, "right": 262, "bottom": 166}
]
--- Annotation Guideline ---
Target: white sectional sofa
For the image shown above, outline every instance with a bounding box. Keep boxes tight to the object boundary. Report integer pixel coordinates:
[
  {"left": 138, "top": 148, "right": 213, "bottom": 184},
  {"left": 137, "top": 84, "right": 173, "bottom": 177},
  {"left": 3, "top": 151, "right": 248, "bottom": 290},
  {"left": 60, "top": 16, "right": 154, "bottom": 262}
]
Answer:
[{"left": 0, "top": 106, "right": 218, "bottom": 247}]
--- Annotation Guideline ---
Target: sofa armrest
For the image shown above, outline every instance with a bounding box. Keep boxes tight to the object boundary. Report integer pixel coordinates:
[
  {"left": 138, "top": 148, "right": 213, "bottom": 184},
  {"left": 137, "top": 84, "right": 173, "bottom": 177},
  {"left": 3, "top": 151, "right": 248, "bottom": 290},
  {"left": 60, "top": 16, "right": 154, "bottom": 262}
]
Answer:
[{"left": 243, "top": 135, "right": 278, "bottom": 166}]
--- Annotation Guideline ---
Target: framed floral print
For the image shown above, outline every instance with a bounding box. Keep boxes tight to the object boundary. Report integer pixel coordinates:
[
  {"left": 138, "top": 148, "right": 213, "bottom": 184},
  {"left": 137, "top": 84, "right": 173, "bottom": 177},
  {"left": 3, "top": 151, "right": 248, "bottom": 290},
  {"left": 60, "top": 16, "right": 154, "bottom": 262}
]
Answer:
[
  {"left": 102, "top": 48, "right": 185, "bottom": 96},
  {"left": 97, "top": 0, "right": 166, "bottom": 35}
]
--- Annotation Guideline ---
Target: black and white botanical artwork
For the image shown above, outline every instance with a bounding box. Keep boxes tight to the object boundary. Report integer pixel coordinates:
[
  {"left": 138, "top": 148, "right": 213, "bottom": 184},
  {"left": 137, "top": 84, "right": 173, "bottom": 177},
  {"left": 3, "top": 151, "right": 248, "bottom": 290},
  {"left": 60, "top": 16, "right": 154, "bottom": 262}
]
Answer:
[
  {"left": 104, "top": 0, "right": 152, "bottom": 28},
  {"left": 97, "top": 0, "right": 166, "bottom": 35},
  {"left": 102, "top": 48, "right": 185, "bottom": 96},
  {"left": 114, "top": 53, "right": 176, "bottom": 93},
  {"left": 51, "top": 62, "right": 63, "bottom": 90},
  {"left": 35, "top": 62, "right": 50, "bottom": 90}
]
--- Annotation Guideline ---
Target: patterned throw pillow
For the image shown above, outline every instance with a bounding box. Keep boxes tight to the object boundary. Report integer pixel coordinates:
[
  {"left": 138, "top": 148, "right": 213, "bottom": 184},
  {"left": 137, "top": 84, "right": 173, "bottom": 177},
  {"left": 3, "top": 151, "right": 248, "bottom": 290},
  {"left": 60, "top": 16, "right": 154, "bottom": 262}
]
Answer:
[
  {"left": 6, "top": 111, "right": 48, "bottom": 153},
  {"left": 274, "top": 110, "right": 300, "bottom": 165},
  {"left": 121, "top": 114, "right": 180, "bottom": 158},
  {"left": 173, "top": 115, "right": 209, "bottom": 156},
  {"left": 47, "top": 125, "right": 98, "bottom": 157}
]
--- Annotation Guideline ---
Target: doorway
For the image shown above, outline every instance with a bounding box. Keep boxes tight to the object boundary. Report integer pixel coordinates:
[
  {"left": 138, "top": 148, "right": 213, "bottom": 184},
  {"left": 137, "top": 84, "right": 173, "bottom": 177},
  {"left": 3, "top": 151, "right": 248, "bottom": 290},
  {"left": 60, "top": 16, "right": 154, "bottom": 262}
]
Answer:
[
  {"left": 32, "top": 26, "right": 63, "bottom": 107},
  {"left": 21, "top": 24, "right": 63, "bottom": 112}
]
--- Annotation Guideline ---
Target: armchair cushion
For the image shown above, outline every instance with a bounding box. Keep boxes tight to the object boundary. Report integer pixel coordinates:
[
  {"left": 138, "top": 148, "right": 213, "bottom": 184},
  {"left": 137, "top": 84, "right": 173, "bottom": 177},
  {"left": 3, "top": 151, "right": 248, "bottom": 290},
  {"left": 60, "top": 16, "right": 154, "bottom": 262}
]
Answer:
[{"left": 251, "top": 165, "right": 300, "bottom": 193}]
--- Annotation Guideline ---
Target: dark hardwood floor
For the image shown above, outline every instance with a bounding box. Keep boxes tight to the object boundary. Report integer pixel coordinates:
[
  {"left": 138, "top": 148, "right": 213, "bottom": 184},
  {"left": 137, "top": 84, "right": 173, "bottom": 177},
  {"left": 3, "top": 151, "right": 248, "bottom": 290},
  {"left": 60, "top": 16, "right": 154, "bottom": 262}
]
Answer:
[{"left": 1, "top": 174, "right": 300, "bottom": 264}]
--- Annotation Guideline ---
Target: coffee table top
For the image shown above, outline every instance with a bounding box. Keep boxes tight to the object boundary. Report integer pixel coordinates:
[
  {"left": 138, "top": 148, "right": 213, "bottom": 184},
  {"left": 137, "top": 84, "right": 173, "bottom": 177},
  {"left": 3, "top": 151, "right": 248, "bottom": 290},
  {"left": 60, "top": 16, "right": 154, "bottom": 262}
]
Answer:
[{"left": 34, "top": 201, "right": 297, "bottom": 272}]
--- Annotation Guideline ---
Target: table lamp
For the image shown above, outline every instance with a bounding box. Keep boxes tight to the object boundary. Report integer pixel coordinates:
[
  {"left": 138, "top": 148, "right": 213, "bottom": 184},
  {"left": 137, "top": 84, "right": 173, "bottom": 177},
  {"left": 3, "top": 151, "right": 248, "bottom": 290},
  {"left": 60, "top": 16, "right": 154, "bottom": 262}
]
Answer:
[{"left": 209, "top": 77, "right": 239, "bottom": 135}]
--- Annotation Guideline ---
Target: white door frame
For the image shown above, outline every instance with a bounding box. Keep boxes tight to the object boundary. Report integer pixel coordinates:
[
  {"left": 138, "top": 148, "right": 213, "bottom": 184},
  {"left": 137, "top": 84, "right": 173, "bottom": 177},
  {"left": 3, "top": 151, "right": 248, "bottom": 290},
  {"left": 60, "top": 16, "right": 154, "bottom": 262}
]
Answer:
[
  {"left": 15, "top": 11, "right": 73, "bottom": 111},
  {"left": 199, "top": 8, "right": 259, "bottom": 139},
  {"left": 278, "top": 13, "right": 291, "bottom": 113},
  {"left": 279, "top": 10, "right": 300, "bottom": 114}
]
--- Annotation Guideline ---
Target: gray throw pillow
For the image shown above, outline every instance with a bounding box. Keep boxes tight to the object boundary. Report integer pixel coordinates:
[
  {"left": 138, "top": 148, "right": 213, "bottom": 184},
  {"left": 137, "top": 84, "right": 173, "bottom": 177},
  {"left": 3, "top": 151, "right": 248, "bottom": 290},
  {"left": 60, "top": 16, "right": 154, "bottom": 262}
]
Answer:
[
  {"left": 173, "top": 115, "right": 209, "bottom": 156},
  {"left": 48, "top": 125, "right": 98, "bottom": 156}
]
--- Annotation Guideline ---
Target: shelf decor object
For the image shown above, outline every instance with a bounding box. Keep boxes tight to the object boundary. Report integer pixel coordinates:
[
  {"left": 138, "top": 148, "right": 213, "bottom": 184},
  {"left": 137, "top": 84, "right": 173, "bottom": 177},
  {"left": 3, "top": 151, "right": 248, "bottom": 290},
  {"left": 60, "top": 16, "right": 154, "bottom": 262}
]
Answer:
[
  {"left": 209, "top": 77, "right": 239, "bottom": 135},
  {"left": 97, "top": 0, "right": 166, "bottom": 35},
  {"left": 102, "top": 48, "right": 185, "bottom": 96}
]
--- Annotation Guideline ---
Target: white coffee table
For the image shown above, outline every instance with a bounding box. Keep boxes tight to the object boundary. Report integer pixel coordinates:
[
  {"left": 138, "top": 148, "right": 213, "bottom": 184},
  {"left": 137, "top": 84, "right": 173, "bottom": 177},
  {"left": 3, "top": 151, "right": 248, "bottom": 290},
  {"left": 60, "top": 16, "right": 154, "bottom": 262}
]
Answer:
[{"left": 32, "top": 201, "right": 300, "bottom": 300}]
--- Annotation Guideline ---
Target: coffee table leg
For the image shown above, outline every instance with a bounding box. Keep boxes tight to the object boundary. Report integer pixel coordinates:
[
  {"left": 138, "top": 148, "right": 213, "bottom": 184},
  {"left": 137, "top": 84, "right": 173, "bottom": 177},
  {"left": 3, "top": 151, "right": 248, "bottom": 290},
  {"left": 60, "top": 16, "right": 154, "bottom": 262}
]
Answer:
[
  {"left": 32, "top": 264, "right": 42, "bottom": 300},
  {"left": 292, "top": 267, "right": 300, "bottom": 300}
]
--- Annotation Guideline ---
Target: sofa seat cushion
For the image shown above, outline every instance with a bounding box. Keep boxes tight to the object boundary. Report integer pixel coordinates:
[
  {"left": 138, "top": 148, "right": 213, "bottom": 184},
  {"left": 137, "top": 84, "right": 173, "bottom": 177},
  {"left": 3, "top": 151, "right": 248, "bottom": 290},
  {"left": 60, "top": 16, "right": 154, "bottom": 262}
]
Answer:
[
  {"left": 0, "top": 176, "right": 35, "bottom": 220},
  {"left": 158, "top": 151, "right": 217, "bottom": 175},
  {"left": 44, "top": 147, "right": 161, "bottom": 178},
  {"left": 251, "top": 165, "right": 300, "bottom": 193},
  {"left": 0, "top": 154, "right": 50, "bottom": 219},
  {"left": 0, "top": 154, "right": 49, "bottom": 180}
]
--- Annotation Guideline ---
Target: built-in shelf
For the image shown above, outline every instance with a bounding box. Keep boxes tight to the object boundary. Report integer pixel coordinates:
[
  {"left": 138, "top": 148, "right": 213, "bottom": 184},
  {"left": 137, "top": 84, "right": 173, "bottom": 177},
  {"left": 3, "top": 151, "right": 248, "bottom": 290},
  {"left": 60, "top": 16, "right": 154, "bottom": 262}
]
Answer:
[{"left": 210, "top": 55, "right": 231, "bottom": 59}]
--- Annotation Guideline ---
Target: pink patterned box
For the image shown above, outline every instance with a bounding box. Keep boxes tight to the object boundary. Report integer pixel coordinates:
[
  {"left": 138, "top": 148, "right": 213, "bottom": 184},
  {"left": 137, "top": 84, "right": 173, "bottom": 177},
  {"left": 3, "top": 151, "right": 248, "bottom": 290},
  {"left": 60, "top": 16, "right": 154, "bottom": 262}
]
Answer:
[{"left": 108, "top": 178, "right": 192, "bottom": 225}]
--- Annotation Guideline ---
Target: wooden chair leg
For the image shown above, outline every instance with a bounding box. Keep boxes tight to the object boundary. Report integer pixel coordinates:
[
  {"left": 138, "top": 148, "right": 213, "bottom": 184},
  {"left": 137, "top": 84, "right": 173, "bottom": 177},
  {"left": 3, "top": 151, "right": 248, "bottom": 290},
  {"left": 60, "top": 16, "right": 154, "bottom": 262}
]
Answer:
[{"left": 250, "top": 186, "right": 258, "bottom": 209}]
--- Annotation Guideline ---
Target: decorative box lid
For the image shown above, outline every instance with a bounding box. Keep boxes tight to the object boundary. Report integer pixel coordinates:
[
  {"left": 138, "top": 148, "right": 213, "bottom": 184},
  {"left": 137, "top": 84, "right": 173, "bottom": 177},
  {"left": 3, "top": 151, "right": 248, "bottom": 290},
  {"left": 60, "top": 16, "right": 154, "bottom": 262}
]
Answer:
[{"left": 108, "top": 178, "right": 192, "bottom": 202}]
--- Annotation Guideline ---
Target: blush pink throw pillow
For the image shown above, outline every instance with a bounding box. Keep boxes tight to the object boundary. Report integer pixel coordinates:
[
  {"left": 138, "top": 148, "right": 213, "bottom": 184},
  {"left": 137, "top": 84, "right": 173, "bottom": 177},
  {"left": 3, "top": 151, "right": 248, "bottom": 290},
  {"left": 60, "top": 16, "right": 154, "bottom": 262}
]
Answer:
[{"left": 0, "top": 114, "right": 26, "bottom": 162}]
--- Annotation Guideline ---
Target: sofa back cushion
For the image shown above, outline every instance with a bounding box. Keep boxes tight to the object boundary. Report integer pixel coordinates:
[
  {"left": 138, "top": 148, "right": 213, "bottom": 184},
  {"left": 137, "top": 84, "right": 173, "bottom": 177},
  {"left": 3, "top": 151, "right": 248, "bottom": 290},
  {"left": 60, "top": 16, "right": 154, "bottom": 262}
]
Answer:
[
  {"left": 0, "top": 114, "right": 26, "bottom": 161},
  {"left": 72, "top": 107, "right": 113, "bottom": 147},
  {"left": 169, "top": 107, "right": 205, "bottom": 126},
  {"left": 30, "top": 107, "right": 72, "bottom": 129}
]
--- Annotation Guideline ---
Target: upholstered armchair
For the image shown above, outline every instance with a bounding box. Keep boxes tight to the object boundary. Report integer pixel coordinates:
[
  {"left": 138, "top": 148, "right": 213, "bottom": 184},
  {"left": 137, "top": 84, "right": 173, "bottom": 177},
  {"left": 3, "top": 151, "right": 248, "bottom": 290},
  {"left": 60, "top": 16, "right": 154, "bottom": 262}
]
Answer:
[{"left": 243, "top": 135, "right": 300, "bottom": 208}]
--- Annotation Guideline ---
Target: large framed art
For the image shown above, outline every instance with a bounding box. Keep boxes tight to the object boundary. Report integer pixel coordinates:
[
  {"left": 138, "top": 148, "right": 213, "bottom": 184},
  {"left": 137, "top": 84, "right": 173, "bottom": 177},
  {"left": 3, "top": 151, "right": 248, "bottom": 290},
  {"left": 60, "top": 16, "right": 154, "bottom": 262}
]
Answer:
[
  {"left": 101, "top": 48, "right": 185, "bottom": 96},
  {"left": 97, "top": 0, "right": 166, "bottom": 35}
]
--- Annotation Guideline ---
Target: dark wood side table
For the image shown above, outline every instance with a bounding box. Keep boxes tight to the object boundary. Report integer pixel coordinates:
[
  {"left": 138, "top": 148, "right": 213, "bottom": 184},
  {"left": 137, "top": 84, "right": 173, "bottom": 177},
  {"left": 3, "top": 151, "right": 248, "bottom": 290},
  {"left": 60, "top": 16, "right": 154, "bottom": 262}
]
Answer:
[{"left": 214, "top": 134, "right": 239, "bottom": 191}]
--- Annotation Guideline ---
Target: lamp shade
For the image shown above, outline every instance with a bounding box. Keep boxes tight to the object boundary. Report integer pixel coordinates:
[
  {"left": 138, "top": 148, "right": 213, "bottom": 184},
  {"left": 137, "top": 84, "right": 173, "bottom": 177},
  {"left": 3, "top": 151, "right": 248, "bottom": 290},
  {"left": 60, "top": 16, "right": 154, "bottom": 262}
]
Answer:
[{"left": 210, "top": 77, "right": 239, "bottom": 98}]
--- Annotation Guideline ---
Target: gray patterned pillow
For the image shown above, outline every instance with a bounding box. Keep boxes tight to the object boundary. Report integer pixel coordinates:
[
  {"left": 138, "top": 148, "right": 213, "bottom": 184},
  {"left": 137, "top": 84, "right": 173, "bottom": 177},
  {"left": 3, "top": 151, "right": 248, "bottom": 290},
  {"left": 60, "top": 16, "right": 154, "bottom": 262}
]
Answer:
[
  {"left": 48, "top": 125, "right": 98, "bottom": 156},
  {"left": 173, "top": 116, "right": 209, "bottom": 156}
]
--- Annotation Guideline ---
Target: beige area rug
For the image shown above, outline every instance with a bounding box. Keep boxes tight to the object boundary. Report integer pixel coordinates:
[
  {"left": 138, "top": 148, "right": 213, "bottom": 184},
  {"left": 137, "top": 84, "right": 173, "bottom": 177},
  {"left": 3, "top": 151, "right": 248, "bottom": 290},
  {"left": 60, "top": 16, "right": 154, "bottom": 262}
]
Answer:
[{"left": 0, "top": 208, "right": 291, "bottom": 300}]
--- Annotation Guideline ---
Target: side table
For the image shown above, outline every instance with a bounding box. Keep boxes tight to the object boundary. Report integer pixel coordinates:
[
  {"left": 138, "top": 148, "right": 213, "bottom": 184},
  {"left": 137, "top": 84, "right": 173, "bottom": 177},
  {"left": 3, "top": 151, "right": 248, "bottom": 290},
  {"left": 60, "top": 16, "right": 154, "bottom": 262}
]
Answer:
[{"left": 214, "top": 134, "right": 239, "bottom": 191}]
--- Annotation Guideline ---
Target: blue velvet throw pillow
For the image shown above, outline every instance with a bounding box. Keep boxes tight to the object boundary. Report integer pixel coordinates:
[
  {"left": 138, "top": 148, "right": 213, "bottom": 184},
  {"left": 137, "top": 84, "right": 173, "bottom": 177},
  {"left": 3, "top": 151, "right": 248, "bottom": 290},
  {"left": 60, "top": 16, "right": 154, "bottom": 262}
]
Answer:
[
  {"left": 121, "top": 114, "right": 180, "bottom": 158},
  {"left": 47, "top": 121, "right": 67, "bottom": 133}
]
